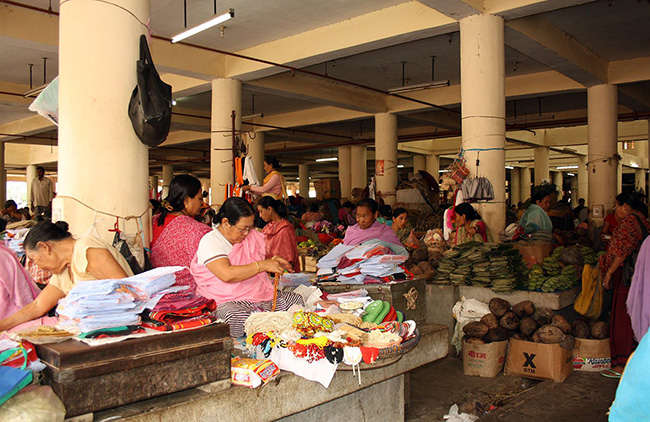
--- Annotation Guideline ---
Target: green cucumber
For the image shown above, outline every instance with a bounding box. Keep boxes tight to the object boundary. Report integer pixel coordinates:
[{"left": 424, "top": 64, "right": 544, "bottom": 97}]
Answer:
[
  {"left": 373, "top": 301, "right": 391, "bottom": 324},
  {"left": 362, "top": 300, "right": 384, "bottom": 323}
]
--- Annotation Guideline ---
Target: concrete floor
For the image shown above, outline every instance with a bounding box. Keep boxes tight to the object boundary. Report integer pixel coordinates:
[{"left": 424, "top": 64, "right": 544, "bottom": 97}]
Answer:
[{"left": 406, "top": 356, "right": 619, "bottom": 421}]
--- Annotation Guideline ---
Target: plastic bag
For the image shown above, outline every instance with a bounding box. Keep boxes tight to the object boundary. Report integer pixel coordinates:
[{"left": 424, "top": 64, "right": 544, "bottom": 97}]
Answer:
[
  {"left": 28, "top": 77, "right": 58, "bottom": 125},
  {"left": 0, "top": 385, "right": 65, "bottom": 422},
  {"left": 443, "top": 404, "right": 478, "bottom": 422},
  {"left": 574, "top": 264, "right": 603, "bottom": 319},
  {"left": 451, "top": 298, "right": 490, "bottom": 354},
  {"left": 404, "top": 229, "right": 420, "bottom": 249}
]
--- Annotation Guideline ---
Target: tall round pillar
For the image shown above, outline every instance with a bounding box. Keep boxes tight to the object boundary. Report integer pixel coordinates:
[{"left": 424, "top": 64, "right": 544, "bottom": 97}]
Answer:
[
  {"left": 520, "top": 167, "right": 531, "bottom": 201},
  {"left": 26, "top": 165, "right": 36, "bottom": 208},
  {"left": 553, "top": 171, "right": 563, "bottom": 194},
  {"left": 460, "top": 13, "right": 506, "bottom": 237},
  {"left": 534, "top": 147, "right": 550, "bottom": 185},
  {"left": 211, "top": 78, "right": 241, "bottom": 207},
  {"left": 350, "top": 145, "right": 367, "bottom": 191},
  {"left": 426, "top": 155, "right": 440, "bottom": 179},
  {"left": 0, "top": 143, "right": 5, "bottom": 204},
  {"left": 149, "top": 175, "right": 159, "bottom": 200},
  {"left": 55, "top": 0, "right": 150, "bottom": 242},
  {"left": 375, "top": 113, "right": 398, "bottom": 205},
  {"left": 588, "top": 84, "right": 618, "bottom": 224},
  {"left": 413, "top": 155, "right": 426, "bottom": 174},
  {"left": 617, "top": 162, "right": 623, "bottom": 194},
  {"left": 299, "top": 164, "right": 310, "bottom": 197},
  {"left": 510, "top": 168, "right": 521, "bottom": 206},
  {"left": 577, "top": 156, "right": 588, "bottom": 204},
  {"left": 162, "top": 164, "right": 174, "bottom": 199},
  {"left": 247, "top": 131, "right": 265, "bottom": 183},
  {"left": 338, "top": 146, "right": 351, "bottom": 199},
  {"left": 570, "top": 175, "right": 578, "bottom": 205}
]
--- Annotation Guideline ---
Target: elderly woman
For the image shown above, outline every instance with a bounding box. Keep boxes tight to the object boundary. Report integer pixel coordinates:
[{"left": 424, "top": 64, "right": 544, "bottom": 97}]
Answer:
[
  {"left": 258, "top": 196, "right": 301, "bottom": 273},
  {"left": 190, "top": 197, "right": 304, "bottom": 337},
  {"left": 343, "top": 198, "right": 407, "bottom": 255},
  {"left": 241, "top": 156, "right": 287, "bottom": 200},
  {"left": 600, "top": 193, "right": 650, "bottom": 377},
  {"left": 0, "top": 221, "right": 133, "bottom": 332},
  {"left": 151, "top": 175, "right": 212, "bottom": 300},
  {"left": 451, "top": 203, "right": 488, "bottom": 247},
  {"left": 519, "top": 190, "right": 553, "bottom": 242}
]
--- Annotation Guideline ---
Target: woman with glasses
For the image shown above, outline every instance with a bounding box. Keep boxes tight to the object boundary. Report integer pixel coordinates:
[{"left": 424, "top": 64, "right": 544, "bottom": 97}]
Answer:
[
  {"left": 190, "top": 197, "right": 304, "bottom": 337},
  {"left": 257, "top": 196, "right": 301, "bottom": 273}
]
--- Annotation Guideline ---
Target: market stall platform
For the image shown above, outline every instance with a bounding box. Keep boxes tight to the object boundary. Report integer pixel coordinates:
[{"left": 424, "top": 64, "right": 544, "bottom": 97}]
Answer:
[{"left": 90, "top": 323, "right": 448, "bottom": 422}]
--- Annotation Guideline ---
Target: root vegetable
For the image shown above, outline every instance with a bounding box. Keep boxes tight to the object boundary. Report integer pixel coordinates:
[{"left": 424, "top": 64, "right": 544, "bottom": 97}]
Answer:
[
  {"left": 489, "top": 298, "right": 512, "bottom": 318},
  {"left": 463, "top": 321, "right": 489, "bottom": 339}
]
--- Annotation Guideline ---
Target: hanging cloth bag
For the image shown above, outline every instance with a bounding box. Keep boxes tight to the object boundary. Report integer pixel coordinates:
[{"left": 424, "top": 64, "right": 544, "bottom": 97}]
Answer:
[
  {"left": 574, "top": 264, "right": 603, "bottom": 320},
  {"left": 128, "top": 34, "right": 172, "bottom": 146}
]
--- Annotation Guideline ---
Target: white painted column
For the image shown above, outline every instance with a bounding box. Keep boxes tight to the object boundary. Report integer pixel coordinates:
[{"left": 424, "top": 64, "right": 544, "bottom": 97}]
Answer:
[
  {"left": 149, "top": 175, "right": 159, "bottom": 199},
  {"left": 162, "top": 164, "right": 174, "bottom": 199},
  {"left": 375, "top": 113, "right": 398, "bottom": 206},
  {"left": 553, "top": 171, "right": 563, "bottom": 193},
  {"left": 570, "top": 175, "right": 578, "bottom": 205},
  {"left": 577, "top": 156, "right": 588, "bottom": 204},
  {"left": 510, "top": 168, "right": 521, "bottom": 206},
  {"left": 413, "top": 155, "right": 426, "bottom": 174},
  {"left": 26, "top": 165, "right": 36, "bottom": 208},
  {"left": 338, "top": 146, "right": 352, "bottom": 199},
  {"left": 299, "top": 164, "right": 310, "bottom": 197},
  {"left": 211, "top": 78, "right": 241, "bottom": 206},
  {"left": 617, "top": 162, "right": 623, "bottom": 194},
  {"left": 460, "top": 13, "right": 506, "bottom": 237},
  {"left": 636, "top": 168, "right": 645, "bottom": 191},
  {"left": 520, "top": 167, "right": 531, "bottom": 201},
  {"left": 55, "top": 0, "right": 150, "bottom": 243},
  {"left": 426, "top": 155, "right": 440, "bottom": 178},
  {"left": 588, "top": 84, "right": 618, "bottom": 224},
  {"left": 247, "top": 131, "right": 265, "bottom": 183},
  {"left": 534, "top": 147, "right": 550, "bottom": 185},
  {"left": 350, "top": 145, "right": 367, "bottom": 191},
  {"left": 0, "top": 143, "right": 5, "bottom": 205}
]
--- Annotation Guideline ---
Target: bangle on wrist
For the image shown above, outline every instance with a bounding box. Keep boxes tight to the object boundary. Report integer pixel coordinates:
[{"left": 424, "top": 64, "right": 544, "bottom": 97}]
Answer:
[
  {"left": 272, "top": 255, "right": 277, "bottom": 261},
  {"left": 255, "top": 261, "right": 260, "bottom": 272}
]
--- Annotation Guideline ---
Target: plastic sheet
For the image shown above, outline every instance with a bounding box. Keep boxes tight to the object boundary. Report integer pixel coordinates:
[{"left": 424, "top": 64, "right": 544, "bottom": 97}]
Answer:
[{"left": 0, "top": 385, "right": 66, "bottom": 422}]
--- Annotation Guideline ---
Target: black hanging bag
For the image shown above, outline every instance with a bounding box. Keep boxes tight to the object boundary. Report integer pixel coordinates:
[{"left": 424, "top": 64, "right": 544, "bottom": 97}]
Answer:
[{"left": 128, "top": 34, "right": 172, "bottom": 146}]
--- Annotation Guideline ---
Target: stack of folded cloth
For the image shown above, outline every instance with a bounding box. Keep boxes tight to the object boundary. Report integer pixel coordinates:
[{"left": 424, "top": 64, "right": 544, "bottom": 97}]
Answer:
[{"left": 141, "top": 291, "right": 217, "bottom": 331}]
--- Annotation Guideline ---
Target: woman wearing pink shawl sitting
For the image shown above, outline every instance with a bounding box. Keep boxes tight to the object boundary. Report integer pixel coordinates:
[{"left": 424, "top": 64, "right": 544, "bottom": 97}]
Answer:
[
  {"left": 343, "top": 198, "right": 407, "bottom": 255},
  {"left": 151, "top": 175, "right": 212, "bottom": 303},
  {"left": 257, "top": 196, "right": 301, "bottom": 273},
  {"left": 0, "top": 245, "right": 40, "bottom": 320},
  {"left": 190, "top": 197, "right": 304, "bottom": 337}
]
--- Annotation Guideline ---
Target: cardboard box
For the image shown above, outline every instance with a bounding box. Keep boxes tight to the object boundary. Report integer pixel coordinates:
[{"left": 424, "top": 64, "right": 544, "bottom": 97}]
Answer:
[
  {"left": 314, "top": 178, "right": 341, "bottom": 200},
  {"left": 505, "top": 338, "right": 573, "bottom": 382},
  {"left": 462, "top": 340, "right": 508, "bottom": 378},
  {"left": 514, "top": 243, "right": 554, "bottom": 269},
  {"left": 572, "top": 338, "right": 611, "bottom": 372}
]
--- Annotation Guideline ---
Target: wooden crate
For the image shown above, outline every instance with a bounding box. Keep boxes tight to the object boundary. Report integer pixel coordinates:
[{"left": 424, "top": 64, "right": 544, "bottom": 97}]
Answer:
[
  {"left": 318, "top": 278, "right": 427, "bottom": 324},
  {"left": 35, "top": 324, "right": 232, "bottom": 417}
]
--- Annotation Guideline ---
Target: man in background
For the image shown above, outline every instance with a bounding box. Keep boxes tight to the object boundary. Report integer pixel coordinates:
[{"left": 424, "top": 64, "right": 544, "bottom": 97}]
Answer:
[{"left": 30, "top": 166, "right": 55, "bottom": 218}]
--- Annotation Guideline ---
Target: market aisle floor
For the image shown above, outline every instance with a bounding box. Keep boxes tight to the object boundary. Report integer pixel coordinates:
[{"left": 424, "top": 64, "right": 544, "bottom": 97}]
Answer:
[{"left": 406, "top": 356, "right": 618, "bottom": 421}]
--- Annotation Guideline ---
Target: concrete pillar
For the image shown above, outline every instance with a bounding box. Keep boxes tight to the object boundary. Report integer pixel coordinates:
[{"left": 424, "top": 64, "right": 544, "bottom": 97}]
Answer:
[
  {"left": 162, "top": 165, "right": 174, "bottom": 199},
  {"left": 534, "top": 147, "right": 550, "bottom": 185},
  {"left": 0, "top": 143, "right": 5, "bottom": 205},
  {"left": 570, "top": 175, "right": 578, "bottom": 205},
  {"left": 460, "top": 13, "right": 506, "bottom": 237},
  {"left": 149, "top": 175, "right": 159, "bottom": 200},
  {"left": 26, "top": 165, "right": 36, "bottom": 207},
  {"left": 299, "top": 164, "right": 310, "bottom": 197},
  {"left": 338, "top": 146, "right": 351, "bottom": 199},
  {"left": 350, "top": 145, "right": 367, "bottom": 191},
  {"left": 577, "top": 156, "right": 588, "bottom": 204},
  {"left": 617, "top": 163, "right": 623, "bottom": 194},
  {"left": 55, "top": 0, "right": 150, "bottom": 243},
  {"left": 413, "top": 155, "right": 426, "bottom": 174},
  {"left": 553, "top": 171, "right": 563, "bottom": 194},
  {"left": 211, "top": 78, "right": 241, "bottom": 206},
  {"left": 426, "top": 155, "right": 440, "bottom": 178},
  {"left": 588, "top": 84, "right": 618, "bottom": 224},
  {"left": 375, "top": 113, "right": 398, "bottom": 205},
  {"left": 247, "top": 131, "right": 265, "bottom": 184},
  {"left": 510, "top": 168, "right": 521, "bottom": 206},
  {"left": 520, "top": 167, "right": 531, "bottom": 201},
  {"left": 636, "top": 168, "right": 645, "bottom": 191}
]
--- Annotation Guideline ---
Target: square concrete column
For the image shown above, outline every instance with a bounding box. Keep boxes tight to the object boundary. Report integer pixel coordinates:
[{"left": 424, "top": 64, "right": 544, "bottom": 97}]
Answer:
[
  {"left": 299, "top": 164, "right": 310, "bottom": 198},
  {"left": 350, "top": 145, "right": 367, "bottom": 191},
  {"left": 460, "top": 13, "right": 506, "bottom": 237},
  {"left": 534, "top": 147, "right": 550, "bottom": 185},
  {"left": 375, "top": 113, "right": 398, "bottom": 205},
  {"left": 338, "top": 146, "right": 351, "bottom": 199},
  {"left": 520, "top": 167, "right": 531, "bottom": 201},
  {"left": 588, "top": 84, "right": 618, "bottom": 224},
  {"left": 426, "top": 155, "right": 440, "bottom": 178},
  {"left": 510, "top": 168, "right": 521, "bottom": 206},
  {"left": 56, "top": 0, "right": 150, "bottom": 242},
  {"left": 211, "top": 78, "right": 242, "bottom": 207},
  {"left": 413, "top": 155, "right": 426, "bottom": 174}
]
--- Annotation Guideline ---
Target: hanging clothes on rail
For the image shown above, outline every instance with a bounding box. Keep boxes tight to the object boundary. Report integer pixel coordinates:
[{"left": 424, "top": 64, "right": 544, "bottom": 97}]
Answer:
[{"left": 460, "top": 177, "right": 494, "bottom": 202}]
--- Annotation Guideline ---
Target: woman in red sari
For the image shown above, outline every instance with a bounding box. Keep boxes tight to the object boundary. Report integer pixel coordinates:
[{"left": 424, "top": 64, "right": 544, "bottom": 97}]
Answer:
[
  {"left": 600, "top": 192, "right": 650, "bottom": 376},
  {"left": 257, "top": 196, "right": 301, "bottom": 273},
  {"left": 151, "top": 175, "right": 212, "bottom": 295}
]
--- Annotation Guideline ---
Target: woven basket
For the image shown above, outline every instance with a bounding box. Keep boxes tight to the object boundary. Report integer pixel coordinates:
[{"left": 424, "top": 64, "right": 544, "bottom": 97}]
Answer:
[{"left": 376, "top": 329, "right": 420, "bottom": 359}]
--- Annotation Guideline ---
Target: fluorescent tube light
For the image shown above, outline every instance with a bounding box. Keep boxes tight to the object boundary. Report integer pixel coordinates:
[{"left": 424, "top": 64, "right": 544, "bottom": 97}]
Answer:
[
  {"left": 315, "top": 157, "right": 338, "bottom": 162},
  {"left": 397, "top": 164, "right": 405, "bottom": 168},
  {"left": 556, "top": 166, "right": 578, "bottom": 170},
  {"left": 388, "top": 80, "right": 450, "bottom": 94},
  {"left": 505, "top": 166, "right": 514, "bottom": 170},
  {"left": 171, "top": 9, "right": 235, "bottom": 44},
  {"left": 439, "top": 169, "right": 450, "bottom": 173},
  {"left": 567, "top": 173, "right": 575, "bottom": 176},
  {"left": 631, "top": 163, "right": 639, "bottom": 168}
]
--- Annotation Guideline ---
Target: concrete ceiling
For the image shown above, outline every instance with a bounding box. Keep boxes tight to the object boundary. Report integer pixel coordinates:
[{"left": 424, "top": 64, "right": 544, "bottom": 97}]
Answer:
[{"left": 1, "top": 0, "right": 650, "bottom": 180}]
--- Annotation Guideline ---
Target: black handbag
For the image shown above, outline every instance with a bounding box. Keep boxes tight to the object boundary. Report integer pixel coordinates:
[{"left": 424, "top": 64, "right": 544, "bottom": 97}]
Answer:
[
  {"left": 128, "top": 34, "right": 172, "bottom": 147},
  {"left": 621, "top": 214, "right": 649, "bottom": 287}
]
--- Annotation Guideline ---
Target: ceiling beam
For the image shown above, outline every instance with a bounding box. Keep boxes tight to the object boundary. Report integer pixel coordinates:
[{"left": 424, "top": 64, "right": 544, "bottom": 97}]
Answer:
[
  {"left": 416, "top": 0, "right": 481, "bottom": 20},
  {"left": 0, "top": 115, "right": 54, "bottom": 142},
  {"left": 487, "top": 0, "right": 597, "bottom": 20},
  {"left": 609, "top": 57, "right": 650, "bottom": 85}
]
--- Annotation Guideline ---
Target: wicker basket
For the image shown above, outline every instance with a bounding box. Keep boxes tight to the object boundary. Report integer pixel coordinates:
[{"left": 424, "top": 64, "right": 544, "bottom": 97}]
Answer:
[{"left": 376, "top": 329, "right": 420, "bottom": 359}]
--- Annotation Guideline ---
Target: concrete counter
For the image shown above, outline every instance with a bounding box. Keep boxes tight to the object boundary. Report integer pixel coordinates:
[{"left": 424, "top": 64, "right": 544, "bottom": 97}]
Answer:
[
  {"left": 458, "top": 285, "right": 579, "bottom": 310},
  {"left": 93, "top": 324, "right": 448, "bottom": 422}
]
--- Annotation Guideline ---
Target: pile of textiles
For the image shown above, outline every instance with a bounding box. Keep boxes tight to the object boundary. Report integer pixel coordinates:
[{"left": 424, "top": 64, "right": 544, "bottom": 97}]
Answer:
[
  {"left": 432, "top": 242, "right": 528, "bottom": 293},
  {"left": 316, "top": 242, "right": 410, "bottom": 284},
  {"left": 141, "top": 291, "right": 217, "bottom": 331},
  {"left": 4, "top": 229, "right": 30, "bottom": 258},
  {"left": 56, "top": 267, "right": 182, "bottom": 335}
]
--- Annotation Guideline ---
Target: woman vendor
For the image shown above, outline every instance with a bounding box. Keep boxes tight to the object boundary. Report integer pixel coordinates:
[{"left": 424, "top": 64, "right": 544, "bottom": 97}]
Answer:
[
  {"left": 450, "top": 203, "right": 488, "bottom": 247},
  {"left": 190, "top": 197, "right": 304, "bottom": 337},
  {"left": 600, "top": 193, "right": 650, "bottom": 377},
  {"left": 257, "top": 196, "right": 301, "bottom": 273},
  {"left": 151, "top": 175, "right": 212, "bottom": 297},
  {"left": 0, "top": 221, "right": 133, "bottom": 332},
  {"left": 343, "top": 198, "right": 406, "bottom": 254},
  {"left": 301, "top": 203, "right": 323, "bottom": 227},
  {"left": 519, "top": 190, "right": 553, "bottom": 242},
  {"left": 392, "top": 208, "right": 413, "bottom": 245},
  {"left": 242, "top": 156, "right": 287, "bottom": 200}
]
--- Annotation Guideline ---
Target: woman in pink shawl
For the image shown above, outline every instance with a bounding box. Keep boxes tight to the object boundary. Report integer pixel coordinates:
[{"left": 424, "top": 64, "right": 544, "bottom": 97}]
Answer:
[
  {"left": 190, "top": 197, "right": 304, "bottom": 337},
  {"left": 151, "top": 175, "right": 211, "bottom": 297},
  {"left": 344, "top": 198, "right": 406, "bottom": 254},
  {"left": 257, "top": 196, "right": 301, "bottom": 273},
  {"left": 0, "top": 245, "right": 40, "bottom": 320}
]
